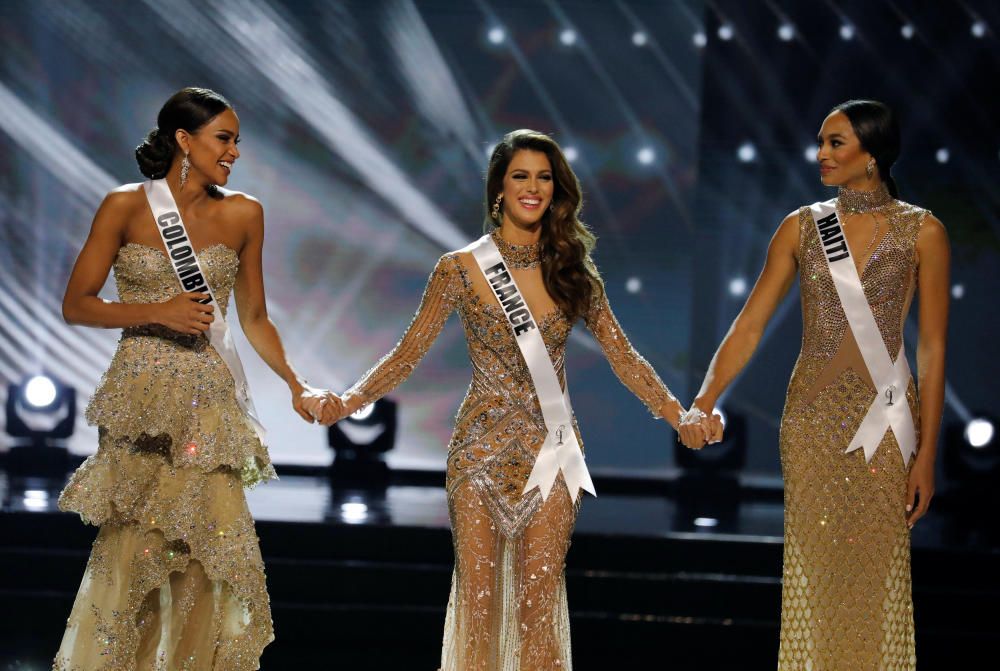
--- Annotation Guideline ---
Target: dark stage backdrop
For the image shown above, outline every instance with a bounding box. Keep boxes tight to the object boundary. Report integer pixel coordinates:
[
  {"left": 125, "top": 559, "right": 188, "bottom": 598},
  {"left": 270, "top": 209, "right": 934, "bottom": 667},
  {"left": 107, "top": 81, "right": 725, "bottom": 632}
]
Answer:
[{"left": 0, "top": 1, "right": 996, "bottom": 486}]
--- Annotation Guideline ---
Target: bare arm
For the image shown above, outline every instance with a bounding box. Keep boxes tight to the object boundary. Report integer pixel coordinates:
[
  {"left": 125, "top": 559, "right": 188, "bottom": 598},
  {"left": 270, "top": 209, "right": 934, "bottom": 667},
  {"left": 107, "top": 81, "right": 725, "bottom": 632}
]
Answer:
[
  {"left": 62, "top": 189, "right": 213, "bottom": 333},
  {"left": 906, "top": 214, "right": 950, "bottom": 526},
  {"left": 692, "top": 212, "right": 800, "bottom": 411},
  {"left": 230, "top": 197, "right": 317, "bottom": 422}
]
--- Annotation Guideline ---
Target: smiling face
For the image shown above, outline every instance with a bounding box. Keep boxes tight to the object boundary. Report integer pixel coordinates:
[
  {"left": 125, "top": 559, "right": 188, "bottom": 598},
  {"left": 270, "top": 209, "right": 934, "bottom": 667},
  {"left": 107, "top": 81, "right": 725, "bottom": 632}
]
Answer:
[
  {"left": 175, "top": 108, "right": 241, "bottom": 186},
  {"left": 816, "top": 110, "right": 874, "bottom": 188},
  {"left": 500, "top": 149, "right": 554, "bottom": 228}
]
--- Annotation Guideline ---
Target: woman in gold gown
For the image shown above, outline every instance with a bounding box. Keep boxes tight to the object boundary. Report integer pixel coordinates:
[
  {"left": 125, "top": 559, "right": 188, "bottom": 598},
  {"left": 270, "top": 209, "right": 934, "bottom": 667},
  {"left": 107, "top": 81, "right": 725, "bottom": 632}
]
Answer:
[
  {"left": 316, "top": 130, "right": 705, "bottom": 670},
  {"left": 684, "top": 100, "right": 950, "bottom": 669},
  {"left": 55, "top": 87, "right": 324, "bottom": 670}
]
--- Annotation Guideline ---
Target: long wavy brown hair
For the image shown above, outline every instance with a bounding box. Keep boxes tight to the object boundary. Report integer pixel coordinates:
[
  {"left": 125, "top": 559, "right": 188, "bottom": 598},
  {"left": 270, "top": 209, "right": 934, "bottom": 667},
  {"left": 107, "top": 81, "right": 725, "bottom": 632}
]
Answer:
[{"left": 484, "top": 130, "right": 601, "bottom": 321}]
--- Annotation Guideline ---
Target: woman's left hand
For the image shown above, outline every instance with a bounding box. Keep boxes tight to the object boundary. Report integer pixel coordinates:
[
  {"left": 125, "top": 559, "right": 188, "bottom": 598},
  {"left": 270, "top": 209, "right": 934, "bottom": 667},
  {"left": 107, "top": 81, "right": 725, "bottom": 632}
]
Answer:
[{"left": 906, "top": 457, "right": 935, "bottom": 529}]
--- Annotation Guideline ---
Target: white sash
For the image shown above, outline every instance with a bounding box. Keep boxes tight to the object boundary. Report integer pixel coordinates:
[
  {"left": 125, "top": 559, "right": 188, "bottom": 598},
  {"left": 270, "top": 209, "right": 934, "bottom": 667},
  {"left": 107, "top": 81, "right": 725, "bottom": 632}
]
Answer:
[
  {"left": 810, "top": 199, "right": 916, "bottom": 464},
  {"left": 463, "top": 234, "right": 596, "bottom": 501},
  {"left": 143, "top": 179, "right": 267, "bottom": 445}
]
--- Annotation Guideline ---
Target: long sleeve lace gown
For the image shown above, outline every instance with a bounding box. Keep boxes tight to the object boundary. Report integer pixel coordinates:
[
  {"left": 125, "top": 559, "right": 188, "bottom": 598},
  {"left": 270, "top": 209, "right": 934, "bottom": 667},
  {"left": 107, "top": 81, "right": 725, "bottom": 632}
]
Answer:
[
  {"left": 54, "top": 243, "right": 275, "bottom": 670},
  {"left": 344, "top": 231, "right": 675, "bottom": 670},
  {"left": 778, "top": 185, "right": 926, "bottom": 669}
]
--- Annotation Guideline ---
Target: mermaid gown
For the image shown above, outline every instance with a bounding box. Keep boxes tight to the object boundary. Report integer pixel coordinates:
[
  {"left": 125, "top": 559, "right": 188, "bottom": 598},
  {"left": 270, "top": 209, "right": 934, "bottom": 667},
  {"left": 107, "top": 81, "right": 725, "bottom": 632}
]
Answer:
[
  {"left": 778, "top": 190, "right": 926, "bottom": 669},
  {"left": 344, "top": 232, "right": 676, "bottom": 670}
]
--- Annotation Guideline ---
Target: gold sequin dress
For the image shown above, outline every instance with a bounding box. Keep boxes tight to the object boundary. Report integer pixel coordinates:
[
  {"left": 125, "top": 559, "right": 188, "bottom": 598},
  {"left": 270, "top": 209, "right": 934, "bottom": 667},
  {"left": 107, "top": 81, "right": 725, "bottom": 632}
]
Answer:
[
  {"left": 345, "top": 232, "right": 675, "bottom": 670},
  {"left": 54, "top": 243, "right": 276, "bottom": 671},
  {"left": 778, "top": 187, "right": 925, "bottom": 670}
]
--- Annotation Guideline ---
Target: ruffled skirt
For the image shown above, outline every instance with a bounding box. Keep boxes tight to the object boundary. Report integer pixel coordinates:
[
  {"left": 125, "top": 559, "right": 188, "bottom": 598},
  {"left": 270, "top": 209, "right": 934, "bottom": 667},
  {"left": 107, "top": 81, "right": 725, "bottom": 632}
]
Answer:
[{"left": 54, "top": 333, "right": 275, "bottom": 670}]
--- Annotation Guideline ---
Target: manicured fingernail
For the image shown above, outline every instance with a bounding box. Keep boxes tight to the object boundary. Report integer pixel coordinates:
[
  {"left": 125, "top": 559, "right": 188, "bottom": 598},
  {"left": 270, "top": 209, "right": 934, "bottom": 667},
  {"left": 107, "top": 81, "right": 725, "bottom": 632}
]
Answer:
[{"left": 905, "top": 505, "right": 912, "bottom": 511}]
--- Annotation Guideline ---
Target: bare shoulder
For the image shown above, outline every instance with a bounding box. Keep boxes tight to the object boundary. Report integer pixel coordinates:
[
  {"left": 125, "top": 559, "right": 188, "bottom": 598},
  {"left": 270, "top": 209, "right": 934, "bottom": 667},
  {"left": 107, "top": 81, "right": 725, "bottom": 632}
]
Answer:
[
  {"left": 101, "top": 183, "right": 147, "bottom": 213},
  {"left": 917, "top": 212, "right": 949, "bottom": 249},
  {"left": 772, "top": 209, "right": 801, "bottom": 246},
  {"left": 214, "top": 187, "right": 263, "bottom": 218}
]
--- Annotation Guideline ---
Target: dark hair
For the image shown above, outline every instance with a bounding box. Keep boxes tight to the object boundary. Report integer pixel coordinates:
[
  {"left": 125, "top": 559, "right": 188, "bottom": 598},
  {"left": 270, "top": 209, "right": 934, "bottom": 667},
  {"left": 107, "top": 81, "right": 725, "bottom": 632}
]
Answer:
[
  {"left": 135, "top": 87, "right": 232, "bottom": 179},
  {"left": 830, "top": 99, "right": 901, "bottom": 198},
  {"left": 485, "top": 129, "right": 601, "bottom": 321}
]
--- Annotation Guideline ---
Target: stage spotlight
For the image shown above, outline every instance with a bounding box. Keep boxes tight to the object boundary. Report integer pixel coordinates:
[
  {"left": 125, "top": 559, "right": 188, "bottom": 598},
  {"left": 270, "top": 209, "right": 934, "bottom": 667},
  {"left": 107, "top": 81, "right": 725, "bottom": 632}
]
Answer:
[
  {"left": 901, "top": 23, "right": 915, "bottom": 40},
  {"left": 936, "top": 148, "right": 950, "bottom": 164},
  {"left": 328, "top": 398, "right": 398, "bottom": 484},
  {"left": 952, "top": 283, "right": 965, "bottom": 299},
  {"left": 803, "top": 145, "right": 817, "bottom": 162},
  {"left": 487, "top": 26, "right": 506, "bottom": 45},
  {"left": 737, "top": 141, "right": 757, "bottom": 163},
  {"left": 559, "top": 28, "right": 577, "bottom": 46},
  {"left": 632, "top": 31, "right": 648, "bottom": 47},
  {"left": 971, "top": 21, "right": 987, "bottom": 39},
  {"left": 966, "top": 418, "right": 994, "bottom": 448},
  {"left": 777, "top": 23, "right": 795, "bottom": 41},
  {"left": 637, "top": 147, "right": 655, "bottom": 165},
  {"left": 693, "top": 517, "right": 719, "bottom": 528},
  {"left": 944, "top": 414, "right": 1000, "bottom": 494},
  {"left": 563, "top": 146, "right": 579, "bottom": 162},
  {"left": 5, "top": 374, "right": 75, "bottom": 474},
  {"left": 717, "top": 24, "right": 734, "bottom": 41},
  {"left": 625, "top": 277, "right": 642, "bottom": 294},
  {"left": 728, "top": 277, "right": 747, "bottom": 297},
  {"left": 839, "top": 24, "right": 855, "bottom": 41},
  {"left": 692, "top": 31, "right": 707, "bottom": 48}
]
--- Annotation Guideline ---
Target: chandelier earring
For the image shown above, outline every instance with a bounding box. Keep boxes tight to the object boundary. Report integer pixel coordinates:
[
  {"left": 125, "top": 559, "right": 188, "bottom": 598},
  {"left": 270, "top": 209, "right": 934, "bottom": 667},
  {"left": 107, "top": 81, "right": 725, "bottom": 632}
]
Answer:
[
  {"left": 491, "top": 192, "right": 503, "bottom": 222},
  {"left": 866, "top": 158, "right": 875, "bottom": 180},
  {"left": 180, "top": 152, "right": 191, "bottom": 190}
]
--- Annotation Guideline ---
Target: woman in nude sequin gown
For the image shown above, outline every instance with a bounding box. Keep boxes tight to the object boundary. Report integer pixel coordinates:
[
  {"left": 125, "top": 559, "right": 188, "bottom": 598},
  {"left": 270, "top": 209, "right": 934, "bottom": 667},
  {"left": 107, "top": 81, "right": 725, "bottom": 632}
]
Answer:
[
  {"left": 55, "top": 88, "right": 327, "bottom": 670},
  {"left": 315, "top": 130, "right": 704, "bottom": 670},
  {"left": 683, "top": 100, "right": 950, "bottom": 669}
]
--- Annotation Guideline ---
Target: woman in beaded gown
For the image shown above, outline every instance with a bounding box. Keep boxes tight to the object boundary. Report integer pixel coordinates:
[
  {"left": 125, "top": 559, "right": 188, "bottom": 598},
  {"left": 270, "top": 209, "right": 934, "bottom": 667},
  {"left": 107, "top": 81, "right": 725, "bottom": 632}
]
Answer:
[
  {"left": 684, "top": 100, "right": 949, "bottom": 669},
  {"left": 315, "top": 130, "right": 703, "bottom": 670},
  {"left": 55, "top": 88, "right": 326, "bottom": 670}
]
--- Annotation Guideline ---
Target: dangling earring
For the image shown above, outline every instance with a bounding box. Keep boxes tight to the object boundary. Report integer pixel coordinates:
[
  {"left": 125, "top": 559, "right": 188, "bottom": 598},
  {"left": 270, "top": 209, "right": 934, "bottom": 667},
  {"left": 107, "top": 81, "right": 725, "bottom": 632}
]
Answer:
[
  {"left": 866, "top": 159, "right": 875, "bottom": 180},
  {"left": 491, "top": 192, "right": 503, "bottom": 222},
  {"left": 180, "top": 152, "right": 191, "bottom": 190}
]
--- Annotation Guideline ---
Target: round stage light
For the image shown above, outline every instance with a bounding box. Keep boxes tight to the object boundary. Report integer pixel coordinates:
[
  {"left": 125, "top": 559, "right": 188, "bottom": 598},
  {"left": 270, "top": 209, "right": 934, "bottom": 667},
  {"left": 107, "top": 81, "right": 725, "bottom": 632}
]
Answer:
[
  {"left": 24, "top": 375, "right": 57, "bottom": 408},
  {"left": 971, "top": 21, "right": 987, "bottom": 39},
  {"left": 965, "top": 418, "right": 995, "bottom": 449},
  {"left": 563, "top": 146, "right": 579, "bottom": 162},
  {"left": 951, "top": 283, "right": 965, "bottom": 299},
  {"left": 692, "top": 31, "right": 707, "bottom": 48},
  {"left": 717, "top": 24, "right": 734, "bottom": 41},
  {"left": 839, "top": 24, "right": 855, "bottom": 41},
  {"left": 936, "top": 148, "right": 950, "bottom": 164},
  {"left": 777, "top": 24, "right": 795, "bottom": 42},
  {"left": 901, "top": 24, "right": 915, "bottom": 40},
  {"left": 632, "top": 31, "right": 648, "bottom": 47},
  {"left": 560, "top": 28, "right": 577, "bottom": 46},
  {"left": 803, "top": 145, "right": 817, "bottom": 162},
  {"left": 637, "top": 147, "right": 655, "bottom": 165},
  {"left": 737, "top": 141, "right": 757, "bottom": 163},
  {"left": 351, "top": 402, "right": 377, "bottom": 422},
  {"left": 728, "top": 277, "right": 747, "bottom": 297},
  {"left": 625, "top": 277, "right": 642, "bottom": 294},
  {"left": 693, "top": 517, "right": 719, "bottom": 528},
  {"left": 340, "top": 501, "right": 369, "bottom": 524},
  {"left": 487, "top": 26, "right": 506, "bottom": 45}
]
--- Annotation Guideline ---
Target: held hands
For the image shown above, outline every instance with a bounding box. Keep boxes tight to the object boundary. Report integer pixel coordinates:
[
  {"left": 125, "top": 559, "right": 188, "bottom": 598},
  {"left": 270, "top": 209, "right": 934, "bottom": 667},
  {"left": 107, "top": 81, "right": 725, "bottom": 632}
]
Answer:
[
  {"left": 155, "top": 292, "right": 214, "bottom": 335},
  {"left": 677, "top": 405, "right": 724, "bottom": 450},
  {"left": 293, "top": 383, "right": 342, "bottom": 425}
]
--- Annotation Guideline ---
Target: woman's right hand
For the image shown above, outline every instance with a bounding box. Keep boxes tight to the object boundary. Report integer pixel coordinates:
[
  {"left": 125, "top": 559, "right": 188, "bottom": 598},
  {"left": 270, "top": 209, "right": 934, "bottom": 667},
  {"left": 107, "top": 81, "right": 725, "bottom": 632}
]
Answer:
[{"left": 153, "top": 292, "right": 215, "bottom": 334}]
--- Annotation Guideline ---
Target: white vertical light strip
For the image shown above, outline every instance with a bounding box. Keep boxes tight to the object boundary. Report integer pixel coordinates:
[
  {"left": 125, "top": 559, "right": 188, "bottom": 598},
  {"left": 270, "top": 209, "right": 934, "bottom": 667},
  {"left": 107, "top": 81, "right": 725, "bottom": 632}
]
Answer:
[
  {"left": 143, "top": 0, "right": 468, "bottom": 251},
  {"left": 385, "top": 0, "right": 483, "bottom": 163}
]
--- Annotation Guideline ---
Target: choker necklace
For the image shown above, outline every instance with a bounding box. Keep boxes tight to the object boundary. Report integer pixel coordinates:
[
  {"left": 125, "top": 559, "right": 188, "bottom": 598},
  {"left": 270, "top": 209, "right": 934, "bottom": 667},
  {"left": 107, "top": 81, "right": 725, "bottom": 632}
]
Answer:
[
  {"left": 491, "top": 229, "right": 542, "bottom": 269},
  {"left": 837, "top": 183, "right": 894, "bottom": 214}
]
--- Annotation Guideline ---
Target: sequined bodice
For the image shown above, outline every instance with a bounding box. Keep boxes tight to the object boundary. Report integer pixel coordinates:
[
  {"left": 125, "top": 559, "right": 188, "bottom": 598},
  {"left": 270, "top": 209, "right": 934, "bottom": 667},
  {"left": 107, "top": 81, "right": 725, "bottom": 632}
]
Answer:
[
  {"left": 798, "top": 200, "right": 924, "bottom": 362},
  {"left": 115, "top": 243, "right": 239, "bottom": 313}
]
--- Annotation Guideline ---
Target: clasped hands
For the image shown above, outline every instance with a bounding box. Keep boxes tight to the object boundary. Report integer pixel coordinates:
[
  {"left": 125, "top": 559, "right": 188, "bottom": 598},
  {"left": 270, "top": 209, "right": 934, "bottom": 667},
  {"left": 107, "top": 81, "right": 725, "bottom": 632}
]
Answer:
[
  {"left": 676, "top": 404, "right": 724, "bottom": 450},
  {"left": 296, "top": 386, "right": 351, "bottom": 425}
]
